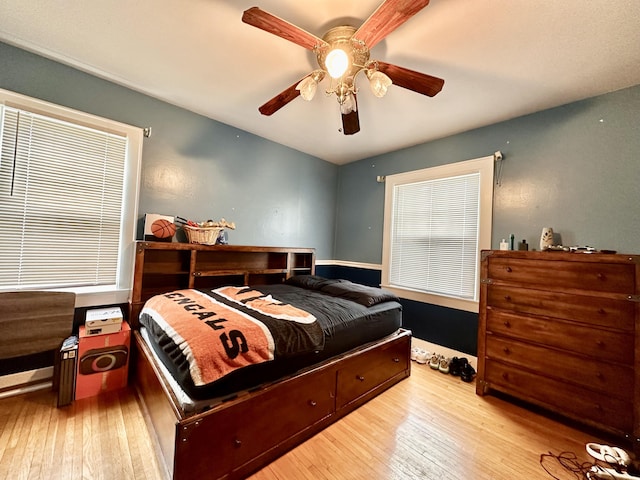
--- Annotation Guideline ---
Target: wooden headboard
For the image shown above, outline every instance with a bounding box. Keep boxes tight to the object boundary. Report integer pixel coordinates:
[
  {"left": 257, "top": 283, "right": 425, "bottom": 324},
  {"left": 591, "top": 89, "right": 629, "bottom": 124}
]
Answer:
[
  {"left": 129, "top": 242, "right": 316, "bottom": 327},
  {"left": 0, "top": 291, "right": 75, "bottom": 359}
]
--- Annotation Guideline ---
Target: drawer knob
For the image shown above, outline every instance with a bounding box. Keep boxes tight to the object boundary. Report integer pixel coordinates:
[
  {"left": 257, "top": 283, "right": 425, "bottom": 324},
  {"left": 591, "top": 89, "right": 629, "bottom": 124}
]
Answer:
[
  {"left": 597, "top": 273, "right": 604, "bottom": 280},
  {"left": 308, "top": 400, "right": 317, "bottom": 407},
  {"left": 504, "top": 295, "right": 511, "bottom": 301},
  {"left": 392, "top": 357, "right": 400, "bottom": 363},
  {"left": 503, "top": 347, "right": 510, "bottom": 354},
  {"left": 503, "top": 320, "right": 511, "bottom": 328},
  {"left": 505, "top": 267, "right": 512, "bottom": 273},
  {"left": 595, "top": 340, "right": 604, "bottom": 347},
  {"left": 356, "top": 375, "right": 365, "bottom": 382},
  {"left": 234, "top": 438, "right": 242, "bottom": 447},
  {"left": 597, "top": 308, "right": 606, "bottom": 315},
  {"left": 501, "top": 372, "right": 509, "bottom": 380},
  {"left": 595, "top": 372, "right": 604, "bottom": 379}
]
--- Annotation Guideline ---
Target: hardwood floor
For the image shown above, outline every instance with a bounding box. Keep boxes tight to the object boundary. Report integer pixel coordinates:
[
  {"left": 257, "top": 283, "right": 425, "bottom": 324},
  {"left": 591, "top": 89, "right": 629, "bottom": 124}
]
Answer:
[{"left": 0, "top": 361, "right": 611, "bottom": 479}]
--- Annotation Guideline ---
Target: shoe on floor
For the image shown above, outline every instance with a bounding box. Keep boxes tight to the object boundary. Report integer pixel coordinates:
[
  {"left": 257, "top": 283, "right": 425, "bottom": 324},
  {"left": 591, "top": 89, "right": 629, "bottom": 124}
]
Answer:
[
  {"left": 410, "top": 347, "right": 421, "bottom": 362},
  {"left": 460, "top": 363, "right": 476, "bottom": 383},
  {"left": 438, "top": 357, "right": 451, "bottom": 374},
  {"left": 429, "top": 353, "right": 441, "bottom": 370},
  {"left": 415, "top": 349, "right": 430, "bottom": 364},
  {"left": 450, "top": 357, "right": 468, "bottom": 376}
]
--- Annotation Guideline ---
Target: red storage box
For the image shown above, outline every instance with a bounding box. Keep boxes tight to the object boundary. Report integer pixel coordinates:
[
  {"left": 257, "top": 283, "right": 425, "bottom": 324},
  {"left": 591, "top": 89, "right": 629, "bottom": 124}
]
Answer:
[{"left": 75, "top": 322, "right": 130, "bottom": 400}]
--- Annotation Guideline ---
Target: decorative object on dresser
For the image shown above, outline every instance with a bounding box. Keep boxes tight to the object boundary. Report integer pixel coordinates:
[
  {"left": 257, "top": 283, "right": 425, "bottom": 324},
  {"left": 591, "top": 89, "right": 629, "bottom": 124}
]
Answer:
[{"left": 476, "top": 250, "right": 639, "bottom": 453}]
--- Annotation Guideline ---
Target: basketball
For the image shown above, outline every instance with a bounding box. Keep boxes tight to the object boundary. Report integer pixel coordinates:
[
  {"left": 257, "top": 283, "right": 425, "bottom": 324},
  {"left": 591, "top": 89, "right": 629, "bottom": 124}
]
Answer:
[{"left": 151, "top": 218, "right": 176, "bottom": 239}]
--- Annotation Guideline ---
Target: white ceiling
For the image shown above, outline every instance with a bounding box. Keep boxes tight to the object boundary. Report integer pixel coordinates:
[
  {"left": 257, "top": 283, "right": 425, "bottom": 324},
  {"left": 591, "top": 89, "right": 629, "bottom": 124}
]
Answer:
[{"left": 1, "top": 0, "right": 640, "bottom": 165}]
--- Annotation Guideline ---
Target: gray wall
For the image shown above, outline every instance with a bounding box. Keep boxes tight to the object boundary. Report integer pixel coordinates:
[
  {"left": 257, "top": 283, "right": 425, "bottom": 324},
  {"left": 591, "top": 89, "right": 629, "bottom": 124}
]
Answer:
[
  {"left": 335, "top": 85, "right": 640, "bottom": 263},
  {"left": 0, "top": 42, "right": 338, "bottom": 259}
]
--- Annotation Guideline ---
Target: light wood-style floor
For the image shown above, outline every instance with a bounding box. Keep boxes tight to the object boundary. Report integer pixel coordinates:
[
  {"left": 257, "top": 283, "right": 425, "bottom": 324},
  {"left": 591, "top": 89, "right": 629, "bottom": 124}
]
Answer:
[{"left": 0, "top": 361, "right": 610, "bottom": 480}]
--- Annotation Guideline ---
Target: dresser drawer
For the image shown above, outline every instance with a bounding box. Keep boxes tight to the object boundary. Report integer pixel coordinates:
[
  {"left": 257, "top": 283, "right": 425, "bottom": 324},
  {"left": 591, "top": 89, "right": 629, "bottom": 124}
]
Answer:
[
  {"left": 487, "top": 257, "right": 635, "bottom": 293},
  {"left": 336, "top": 335, "right": 409, "bottom": 410},
  {"left": 487, "top": 284, "right": 635, "bottom": 331},
  {"left": 486, "top": 310, "right": 634, "bottom": 364},
  {"left": 483, "top": 360, "right": 633, "bottom": 434},
  {"left": 485, "top": 335, "right": 633, "bottom": 399}
]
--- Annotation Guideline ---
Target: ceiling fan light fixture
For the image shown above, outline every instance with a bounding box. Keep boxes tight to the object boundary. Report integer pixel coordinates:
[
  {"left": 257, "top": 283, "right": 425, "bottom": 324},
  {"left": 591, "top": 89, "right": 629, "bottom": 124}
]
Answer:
[
  {"left": 325, "top": 48, "right": 349, "bottom": 78},
  {"left": 296, "top": 76, "right": 317, "bottom": 101},
  {"left": 367, "top": 69, "right": 392, "bottom": 98},
  {"left": 340, "top": 92, "right": 357, "bottom": 115}
]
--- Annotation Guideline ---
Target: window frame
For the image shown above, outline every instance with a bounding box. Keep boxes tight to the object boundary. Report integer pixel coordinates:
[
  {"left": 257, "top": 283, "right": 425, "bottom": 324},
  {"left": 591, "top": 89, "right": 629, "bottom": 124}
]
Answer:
[
  {"left": 0, "top": 88, "right": 142, "bottom": 307},
  {"left": 381, "top": 155, "right": 494, "bottom": 313}
]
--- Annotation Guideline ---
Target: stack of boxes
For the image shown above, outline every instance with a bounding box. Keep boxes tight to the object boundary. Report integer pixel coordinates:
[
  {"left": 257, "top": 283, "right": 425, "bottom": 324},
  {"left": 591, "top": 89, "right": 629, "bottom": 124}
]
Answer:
[{"left": 75, "top": 307, "right": 130, "bottom": 400}]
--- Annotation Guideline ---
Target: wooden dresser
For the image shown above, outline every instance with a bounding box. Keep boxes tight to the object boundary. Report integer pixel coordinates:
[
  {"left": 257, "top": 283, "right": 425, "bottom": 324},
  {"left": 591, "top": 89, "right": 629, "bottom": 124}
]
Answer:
[{"left": 476, "top": 250, "right": 639, "bottom": 448}]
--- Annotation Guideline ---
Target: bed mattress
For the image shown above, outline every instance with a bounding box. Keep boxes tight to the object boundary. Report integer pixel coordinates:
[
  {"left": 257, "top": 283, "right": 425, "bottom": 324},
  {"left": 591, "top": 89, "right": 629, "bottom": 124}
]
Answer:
[{"left": 139, "top": 276, "right": 402, "bottom": 401}]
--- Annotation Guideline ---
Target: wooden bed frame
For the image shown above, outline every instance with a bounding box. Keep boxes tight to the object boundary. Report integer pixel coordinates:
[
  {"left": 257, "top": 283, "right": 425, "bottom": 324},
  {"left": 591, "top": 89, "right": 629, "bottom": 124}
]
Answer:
[{"left": 129, "top": 242, "right": 412, "bottom": 480}]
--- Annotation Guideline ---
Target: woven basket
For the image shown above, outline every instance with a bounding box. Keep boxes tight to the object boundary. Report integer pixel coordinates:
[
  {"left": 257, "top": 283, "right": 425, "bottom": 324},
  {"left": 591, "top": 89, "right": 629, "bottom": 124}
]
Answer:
[{"left": 183, "top": 225, "right": 223, "bottom": 245}]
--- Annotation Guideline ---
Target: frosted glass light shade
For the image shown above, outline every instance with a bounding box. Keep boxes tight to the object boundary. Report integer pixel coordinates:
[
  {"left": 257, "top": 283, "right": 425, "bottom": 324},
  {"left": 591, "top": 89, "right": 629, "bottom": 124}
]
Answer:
[
  {"left": 340, "top": 93, "right": 357, "bottom": 114},
  {"left": 296, "top": 76, "right": 318, "bottom": 101},
  {"left": 369, "top": 71, "right": 392, "bottom": 98},
  {"left": 325, "top": 49, "right": 349, "bottom": 78}
]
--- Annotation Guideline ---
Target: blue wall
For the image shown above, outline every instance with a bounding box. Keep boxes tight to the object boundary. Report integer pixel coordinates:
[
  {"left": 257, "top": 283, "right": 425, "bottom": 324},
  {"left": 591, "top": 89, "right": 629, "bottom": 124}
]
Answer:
[
  {"left": 333, "top": 85, "right": 640, "bottom": 354},
  {"left": 2, "top": 40, "right": 640, "bottom": 359},
  {"left": 0, "top": 41, "right": 338, "bottom": 260}
]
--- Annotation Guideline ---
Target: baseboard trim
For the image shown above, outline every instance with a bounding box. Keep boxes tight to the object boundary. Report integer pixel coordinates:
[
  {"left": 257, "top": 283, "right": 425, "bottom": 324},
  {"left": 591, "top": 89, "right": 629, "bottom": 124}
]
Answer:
[{"left": 0, "top": 367, "right": 53, "bottom": 399}]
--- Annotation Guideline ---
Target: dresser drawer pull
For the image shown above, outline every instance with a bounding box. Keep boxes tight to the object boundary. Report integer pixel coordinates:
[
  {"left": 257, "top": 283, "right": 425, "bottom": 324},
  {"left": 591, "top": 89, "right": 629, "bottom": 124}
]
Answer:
[
  {"left": 501, "top": 372, "right": 509, "bottom": 380},
  {"left": 392, "top": 357, "right": 400, "bottom": 363},
  {"left": 505, "top": 267, "right": 512, "bottom": 273},
  {"left": 503, "top": 320, "right": 511, "bottom": 328},
  {"left": 597, "top": 273, "right": 604, "bottom": 280},
  {"left": 308, "top": 400, "right": 317, "bottom": 407},
  {"left": 356, "top": 375, "right": 365, "bottom": 382},
  {"left": 503, "top": 347, "right": 510, "bottom": 354},
  {"left": 597, "top": 308, "right": 606, "bottom": 315},
  {"left": 595, "top": 372, "right": 603, "bottom": 379},
  {"left": 595, "top": 340, "right": 604, "bottom": 347},
  {"left": 234, "top": 438, "right": 242, "bottom": 447},
  {"left": 504, "top": 295, "right": 511, "bottom": 301}
]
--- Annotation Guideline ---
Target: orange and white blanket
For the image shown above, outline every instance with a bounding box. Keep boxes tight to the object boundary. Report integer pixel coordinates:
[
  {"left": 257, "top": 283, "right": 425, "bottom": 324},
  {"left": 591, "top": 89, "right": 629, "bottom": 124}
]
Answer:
[{"left": 140, "top": 287, "right": 324, "bottom": 387}]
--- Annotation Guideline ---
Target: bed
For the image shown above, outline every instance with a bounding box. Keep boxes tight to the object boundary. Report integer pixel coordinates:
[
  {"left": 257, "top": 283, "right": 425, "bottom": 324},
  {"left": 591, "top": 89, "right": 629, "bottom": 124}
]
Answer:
[{"left": 130, "top": 244, "right": 411, "bottom": 480}]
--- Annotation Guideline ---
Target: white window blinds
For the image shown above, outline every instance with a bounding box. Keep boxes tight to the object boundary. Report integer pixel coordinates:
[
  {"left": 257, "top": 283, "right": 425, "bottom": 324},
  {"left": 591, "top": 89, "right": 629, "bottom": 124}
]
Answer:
[
  {"left": 382, "top": 155, "right": 494, "bottom": 312},
  {"left": 0, "top": 106, "right": 127, "bottom": 288},
  {"left": 389, "top": 173, "right": 480, "bottom": 300}
]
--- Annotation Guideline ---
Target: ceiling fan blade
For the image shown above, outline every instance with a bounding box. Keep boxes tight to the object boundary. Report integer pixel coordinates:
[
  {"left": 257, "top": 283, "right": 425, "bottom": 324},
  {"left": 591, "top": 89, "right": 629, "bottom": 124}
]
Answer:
[
  {"left": 258, "top": 77, "right": 308, "bottom": 116},
  {"left": 341, "top": 96, "right": 360, "bottom": 135},
  {"left": 353, "top": 0, "right": 431, "bottom": 49},
  {"left": 242, "top": 7, "right": 328, "bottom": 51},
  {"left": 376, "top": 61, "right": 444, "bottom": 97}
]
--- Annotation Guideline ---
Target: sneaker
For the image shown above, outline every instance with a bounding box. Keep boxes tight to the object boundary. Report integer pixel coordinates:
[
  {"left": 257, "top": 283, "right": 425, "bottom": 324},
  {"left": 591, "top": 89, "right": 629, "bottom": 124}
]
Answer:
[
  {"left": 415, "top": 349, "right": 430, "bottom": 364},
  {"left": 438, "top": 357, "right": 451, "bottom": 374},
  {"left": 429, "top": 353, "right": 441, "bottom": 370},
  {"left": 450, "top": 357, "right": 468, "bottom": 376},
  {"left": 410, "top": 347, "right": 421, "bottom": 362},
  {"left": 460, "top": 363, "right": 476, "bottom": 383}
]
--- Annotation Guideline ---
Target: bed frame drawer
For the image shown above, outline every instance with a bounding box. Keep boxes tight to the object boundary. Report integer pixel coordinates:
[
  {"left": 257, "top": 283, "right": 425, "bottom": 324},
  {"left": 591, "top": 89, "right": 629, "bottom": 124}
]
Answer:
[
  {"left": 336, "top": 333, "right": 410, "bottom": 410},
  {"left": 174, "top": 368, "right": 335, "bottom": 480}
]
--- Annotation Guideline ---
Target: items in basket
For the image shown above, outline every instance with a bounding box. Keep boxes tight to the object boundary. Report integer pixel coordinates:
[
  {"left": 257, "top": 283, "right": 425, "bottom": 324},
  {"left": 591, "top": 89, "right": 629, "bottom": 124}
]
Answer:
[{"left": 176, "top": 217, "right": 236, "bottom": 245}]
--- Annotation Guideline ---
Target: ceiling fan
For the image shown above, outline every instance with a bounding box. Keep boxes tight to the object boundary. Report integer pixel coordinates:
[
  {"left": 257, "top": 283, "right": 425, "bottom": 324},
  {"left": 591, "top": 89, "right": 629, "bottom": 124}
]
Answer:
[{"left": 241, "top": 0, "right": 445, "bottom": 135}]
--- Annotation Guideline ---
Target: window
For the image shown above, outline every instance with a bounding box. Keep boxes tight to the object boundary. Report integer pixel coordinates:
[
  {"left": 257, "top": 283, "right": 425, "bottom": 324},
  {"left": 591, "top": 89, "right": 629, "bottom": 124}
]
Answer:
[
  {"left": 0, "top": 89, "right": 142, "bottom": 306},
  {"left": 381, "top": 155, "right": 494, "bottom": 312}
]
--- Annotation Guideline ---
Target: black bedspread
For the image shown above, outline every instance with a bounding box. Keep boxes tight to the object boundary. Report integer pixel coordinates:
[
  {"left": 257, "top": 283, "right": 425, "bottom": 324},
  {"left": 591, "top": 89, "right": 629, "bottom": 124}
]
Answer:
[{"left": 140, "top": 276, "right": 402, "bottom": 400}]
